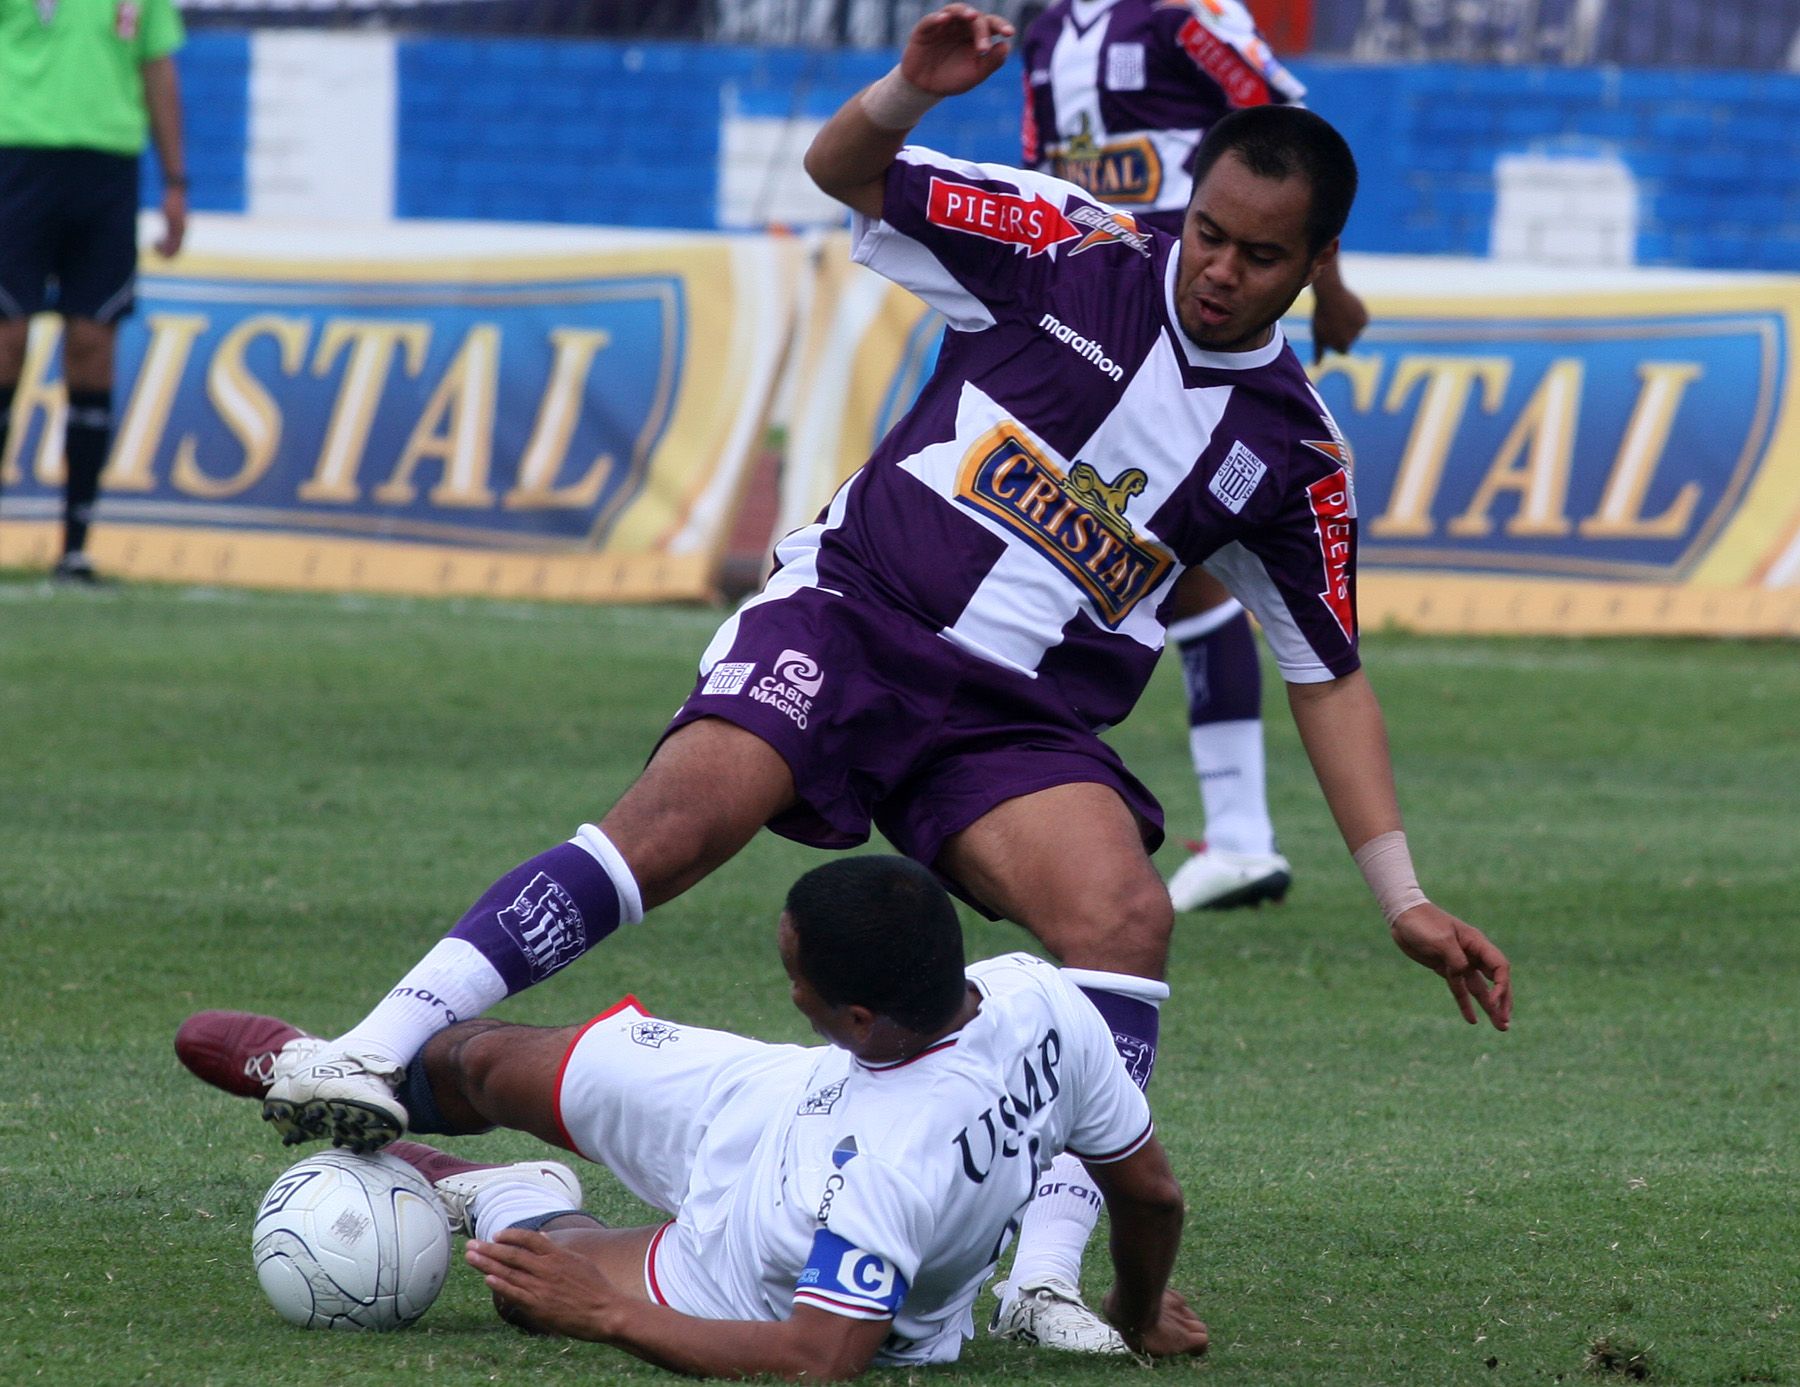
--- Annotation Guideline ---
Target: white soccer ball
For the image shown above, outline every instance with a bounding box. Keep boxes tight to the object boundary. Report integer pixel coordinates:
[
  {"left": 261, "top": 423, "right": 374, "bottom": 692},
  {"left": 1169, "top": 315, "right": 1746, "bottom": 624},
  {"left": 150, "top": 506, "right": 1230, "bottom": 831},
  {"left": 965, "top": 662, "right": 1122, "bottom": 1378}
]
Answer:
[{"left": 252, "top": 1149, "right": 452, "bottom": 1331}]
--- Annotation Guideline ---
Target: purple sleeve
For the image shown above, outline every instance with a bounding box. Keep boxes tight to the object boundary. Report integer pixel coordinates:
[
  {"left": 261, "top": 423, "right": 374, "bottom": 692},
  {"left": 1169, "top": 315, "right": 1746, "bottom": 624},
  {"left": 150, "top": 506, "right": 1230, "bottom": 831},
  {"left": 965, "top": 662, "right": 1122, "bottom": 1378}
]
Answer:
[
  {"left": 1191, "top": 386, "right": 1362, "bottom": 683},
  {"left": 850, "top": 148, "right": 1099, "bottom": 330}
]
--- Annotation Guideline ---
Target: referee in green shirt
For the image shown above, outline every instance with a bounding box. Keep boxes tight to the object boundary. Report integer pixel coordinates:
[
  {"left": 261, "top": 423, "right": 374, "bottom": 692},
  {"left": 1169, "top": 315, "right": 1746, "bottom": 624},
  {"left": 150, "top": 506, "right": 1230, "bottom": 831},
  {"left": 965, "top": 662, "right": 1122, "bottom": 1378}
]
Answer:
[{"left": 0, "top": 0, "right": 187, "bottom": 582}]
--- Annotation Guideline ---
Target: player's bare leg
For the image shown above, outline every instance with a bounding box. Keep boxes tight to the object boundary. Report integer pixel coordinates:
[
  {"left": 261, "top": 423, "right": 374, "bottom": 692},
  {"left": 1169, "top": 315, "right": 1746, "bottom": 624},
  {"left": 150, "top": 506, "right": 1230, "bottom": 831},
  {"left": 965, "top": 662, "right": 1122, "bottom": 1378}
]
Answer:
[
  {"left": 1165, "top": 569, "right": 1291, "bottom": 910},
  {"left": 264, "top": 719, "right": 795, "bottom": 1151},
  {"left": 940, "top": 783, "right": 1173, "bottom": 1352}
]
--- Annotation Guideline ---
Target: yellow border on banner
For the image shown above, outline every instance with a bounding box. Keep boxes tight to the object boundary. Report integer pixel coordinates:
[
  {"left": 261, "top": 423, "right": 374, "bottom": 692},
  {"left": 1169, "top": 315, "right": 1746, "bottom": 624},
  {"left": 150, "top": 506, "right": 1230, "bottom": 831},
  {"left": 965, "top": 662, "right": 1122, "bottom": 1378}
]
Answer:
[
  {"left": 1360, "top": 572, "right": 1800, "bottom": 637},
  {"left": 0, "top": 521, "right": 716, "bottom": 603}
]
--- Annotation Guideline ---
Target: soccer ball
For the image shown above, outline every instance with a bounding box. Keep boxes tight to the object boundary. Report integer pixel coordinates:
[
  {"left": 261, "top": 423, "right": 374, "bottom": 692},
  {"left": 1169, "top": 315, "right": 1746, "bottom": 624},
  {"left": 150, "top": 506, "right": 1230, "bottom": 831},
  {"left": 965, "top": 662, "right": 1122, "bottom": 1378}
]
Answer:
[{"left": 252, "top": 1149, "right": 452, "bottom": 1330}]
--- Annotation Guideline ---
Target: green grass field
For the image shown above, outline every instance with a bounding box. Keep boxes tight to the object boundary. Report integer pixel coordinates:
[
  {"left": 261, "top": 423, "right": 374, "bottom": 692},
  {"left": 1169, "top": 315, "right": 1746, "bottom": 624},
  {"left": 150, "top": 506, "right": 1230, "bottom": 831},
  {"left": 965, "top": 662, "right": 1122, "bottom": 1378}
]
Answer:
[{"left": 1, "top": 577, "right": 1794, "bottom": 1386}]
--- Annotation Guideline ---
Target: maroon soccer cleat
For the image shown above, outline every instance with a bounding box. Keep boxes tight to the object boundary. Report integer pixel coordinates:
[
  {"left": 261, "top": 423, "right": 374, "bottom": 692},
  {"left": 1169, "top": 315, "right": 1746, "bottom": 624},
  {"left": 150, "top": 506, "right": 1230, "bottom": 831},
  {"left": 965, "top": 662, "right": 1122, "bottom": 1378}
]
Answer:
[{"left": 175, "top": 1010, "right": 320, "bottom": 1099}]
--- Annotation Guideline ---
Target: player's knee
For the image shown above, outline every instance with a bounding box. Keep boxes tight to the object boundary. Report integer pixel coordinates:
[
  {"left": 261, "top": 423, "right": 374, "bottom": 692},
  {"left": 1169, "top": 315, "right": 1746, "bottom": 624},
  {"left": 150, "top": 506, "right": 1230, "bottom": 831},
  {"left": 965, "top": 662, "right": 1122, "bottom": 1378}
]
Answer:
[{"left": 1055, "top": 874, "right": 1173, "bottom": 976}]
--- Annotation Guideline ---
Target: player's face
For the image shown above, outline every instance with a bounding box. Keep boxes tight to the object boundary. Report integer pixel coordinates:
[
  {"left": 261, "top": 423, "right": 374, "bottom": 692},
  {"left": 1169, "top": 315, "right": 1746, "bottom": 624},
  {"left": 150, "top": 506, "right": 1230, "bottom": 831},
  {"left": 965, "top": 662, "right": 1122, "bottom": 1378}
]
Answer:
[
  {"left": 1175, "top": 151, "right": 1331, "bottom": 352},
  {"left": 777, "top": 914, "right": 860, "bottom": 1049}
]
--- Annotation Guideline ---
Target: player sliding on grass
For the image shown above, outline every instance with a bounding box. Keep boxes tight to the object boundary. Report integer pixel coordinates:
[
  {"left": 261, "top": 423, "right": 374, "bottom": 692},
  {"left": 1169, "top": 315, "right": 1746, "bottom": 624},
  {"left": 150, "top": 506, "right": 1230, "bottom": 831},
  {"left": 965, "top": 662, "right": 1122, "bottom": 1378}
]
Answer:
[
  {"left": 180, "top": 857, "right": 1208, "bottom": 1377},
  {"left": 240, "top": 4, "right": 1510, "bottom": 1353}
]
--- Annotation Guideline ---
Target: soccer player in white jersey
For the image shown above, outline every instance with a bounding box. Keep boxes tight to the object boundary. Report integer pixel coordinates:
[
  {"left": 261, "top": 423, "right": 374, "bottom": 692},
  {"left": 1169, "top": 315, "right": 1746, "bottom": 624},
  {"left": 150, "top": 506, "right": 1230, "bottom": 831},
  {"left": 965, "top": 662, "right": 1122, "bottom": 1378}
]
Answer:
[
  {"left": 1020, "top": 0, "right": 1371, "bottom": 916},
  {"left": 239, "top": 3, "right": 1510, "bottom": 1359},
  {"left": 178, "top": 857, "right": 1208, "bottom": 1376}
]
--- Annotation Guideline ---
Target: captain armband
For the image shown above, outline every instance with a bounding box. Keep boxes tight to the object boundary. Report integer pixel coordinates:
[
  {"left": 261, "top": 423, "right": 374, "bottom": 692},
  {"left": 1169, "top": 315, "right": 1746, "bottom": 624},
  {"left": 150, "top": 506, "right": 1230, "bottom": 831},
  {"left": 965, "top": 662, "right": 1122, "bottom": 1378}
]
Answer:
[
  {"left": 1352, "top": 830, "right": 1429, "bottom": 926},
  {"left": 860, "top": 68, "right": 940, "bottom": 131}
]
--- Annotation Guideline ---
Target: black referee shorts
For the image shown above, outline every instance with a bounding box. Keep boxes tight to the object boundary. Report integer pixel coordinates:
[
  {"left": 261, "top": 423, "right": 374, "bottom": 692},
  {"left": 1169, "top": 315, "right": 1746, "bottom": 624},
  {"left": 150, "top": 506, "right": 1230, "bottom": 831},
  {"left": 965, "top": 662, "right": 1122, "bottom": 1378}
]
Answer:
[{"left": 0, "top": 146, "right": 141, "bottom": 326}]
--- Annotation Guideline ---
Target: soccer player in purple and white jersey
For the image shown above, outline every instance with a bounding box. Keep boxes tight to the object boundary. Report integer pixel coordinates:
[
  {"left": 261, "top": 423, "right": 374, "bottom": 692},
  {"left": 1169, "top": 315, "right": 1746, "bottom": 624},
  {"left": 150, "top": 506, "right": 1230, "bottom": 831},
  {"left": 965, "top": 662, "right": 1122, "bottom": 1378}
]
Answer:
[
  {"left": 1020, "top": 0, "right": 1372, "bottom": 920},
  {"left": 245, "top": 5, "right": 1509, "bottom": 1356}
]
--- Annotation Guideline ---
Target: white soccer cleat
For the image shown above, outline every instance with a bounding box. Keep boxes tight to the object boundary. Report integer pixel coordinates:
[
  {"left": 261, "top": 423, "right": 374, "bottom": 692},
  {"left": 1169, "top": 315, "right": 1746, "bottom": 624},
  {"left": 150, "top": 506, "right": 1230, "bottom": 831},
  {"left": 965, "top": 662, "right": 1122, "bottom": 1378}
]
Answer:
[
  {"left": 431, "top": 1159, "right": 585, "bottom": 1238},
  {"left": 1167, "top": 842, "right": 1292, "bottom": 912},
  {"left": 988, "top": 1277, "right": 1130, "bottom": 1354},
  {"left": 262, "top": 1042, "right": 409, "bottom": 1154}
]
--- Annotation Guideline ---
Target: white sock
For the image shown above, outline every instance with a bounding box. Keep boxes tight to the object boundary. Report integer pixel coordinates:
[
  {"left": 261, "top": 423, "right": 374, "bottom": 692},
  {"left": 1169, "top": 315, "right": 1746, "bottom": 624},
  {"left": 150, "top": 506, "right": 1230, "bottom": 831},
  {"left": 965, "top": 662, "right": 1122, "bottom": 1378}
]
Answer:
[
  {"left": 470, "top": 1179, "right": 577, "bottom": 1243},
  {"left": 335, "top": 939, "right": 508, "bottom": 1070},
  {"left": 1000, "top": 1151, "right": 1103, "bottom": 1298},
  {"left": 1189, "top": 717, "right": 1275, "bottom": 855}
]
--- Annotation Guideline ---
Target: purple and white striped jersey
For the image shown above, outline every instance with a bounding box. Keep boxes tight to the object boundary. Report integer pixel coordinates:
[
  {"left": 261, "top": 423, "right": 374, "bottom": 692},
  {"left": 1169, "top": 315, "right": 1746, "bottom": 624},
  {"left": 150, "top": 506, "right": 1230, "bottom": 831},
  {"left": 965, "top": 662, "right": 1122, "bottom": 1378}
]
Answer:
[
  {"left": 766, "top": 146, "right": 1358, "bottom": 734},
  {"left": 1020, "top": 0, "right": 1306, "bottom": 232}
]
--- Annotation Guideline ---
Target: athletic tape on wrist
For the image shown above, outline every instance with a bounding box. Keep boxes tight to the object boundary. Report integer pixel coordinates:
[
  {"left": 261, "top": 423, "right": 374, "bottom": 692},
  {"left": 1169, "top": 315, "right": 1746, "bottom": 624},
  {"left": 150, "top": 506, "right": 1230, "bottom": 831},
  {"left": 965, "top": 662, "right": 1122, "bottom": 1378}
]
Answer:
[
  {"left": 860, "top": 68, "right": 939, "bottom": 131},
  {"left": 1352, "top": 829, "right": 1429, "bottom": 926}
]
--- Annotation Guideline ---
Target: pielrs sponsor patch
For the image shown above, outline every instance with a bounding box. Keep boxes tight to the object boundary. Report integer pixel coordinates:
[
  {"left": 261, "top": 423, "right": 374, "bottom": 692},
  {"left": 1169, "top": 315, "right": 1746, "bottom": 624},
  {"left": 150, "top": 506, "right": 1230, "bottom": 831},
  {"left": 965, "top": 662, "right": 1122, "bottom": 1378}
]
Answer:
[{"left": 1209, "top": 440, "right": 1267, "bottom": 514}]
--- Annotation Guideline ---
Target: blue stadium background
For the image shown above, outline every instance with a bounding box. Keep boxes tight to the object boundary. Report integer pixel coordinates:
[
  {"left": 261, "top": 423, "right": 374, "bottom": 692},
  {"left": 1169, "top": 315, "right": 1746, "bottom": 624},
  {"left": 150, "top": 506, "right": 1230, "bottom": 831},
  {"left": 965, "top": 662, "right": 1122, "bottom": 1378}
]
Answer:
[{"left": 170, "top": 0, "right": 1800, "bottom": 271}]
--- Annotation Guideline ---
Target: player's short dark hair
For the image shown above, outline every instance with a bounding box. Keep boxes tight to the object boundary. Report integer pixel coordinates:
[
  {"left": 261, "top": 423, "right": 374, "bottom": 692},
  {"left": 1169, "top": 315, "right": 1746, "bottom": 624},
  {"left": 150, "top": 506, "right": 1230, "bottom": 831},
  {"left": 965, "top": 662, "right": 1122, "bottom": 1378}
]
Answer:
[
  {"left": 785, "top": 856, "right": 966, "bottom": 1034},
  {"left": 1189, "top": 105, "right": 1359, "bottom": 256}
]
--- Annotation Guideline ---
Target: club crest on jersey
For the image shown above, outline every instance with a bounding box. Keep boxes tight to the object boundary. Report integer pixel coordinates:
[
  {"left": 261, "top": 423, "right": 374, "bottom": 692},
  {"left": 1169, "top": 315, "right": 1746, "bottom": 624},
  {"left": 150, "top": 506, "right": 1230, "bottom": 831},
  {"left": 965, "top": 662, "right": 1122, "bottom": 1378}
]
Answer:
[
  {"left": 798, "top": 1079, "right": 847, "bottom": 1116},
  {"left": 1048, "top": 117, "right": 1163, "bottom": 206},
  {"left": 630, "top": 1020, "right": 680, "bottom": 1048},
  {"left": 1067, "top": 203, "right": 1153, "bottom": 259},
  {"left": 956, "top": 424, "right": 1173, "bottom": 628}
]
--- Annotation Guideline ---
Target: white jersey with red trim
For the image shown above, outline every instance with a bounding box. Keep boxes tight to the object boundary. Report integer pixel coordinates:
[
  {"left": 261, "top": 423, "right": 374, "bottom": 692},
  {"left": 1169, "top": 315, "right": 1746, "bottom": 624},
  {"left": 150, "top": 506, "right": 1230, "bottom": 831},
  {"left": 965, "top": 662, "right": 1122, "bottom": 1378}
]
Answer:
[{"left": 646, "top": 952, "right": 1151, "bottom": 1365}]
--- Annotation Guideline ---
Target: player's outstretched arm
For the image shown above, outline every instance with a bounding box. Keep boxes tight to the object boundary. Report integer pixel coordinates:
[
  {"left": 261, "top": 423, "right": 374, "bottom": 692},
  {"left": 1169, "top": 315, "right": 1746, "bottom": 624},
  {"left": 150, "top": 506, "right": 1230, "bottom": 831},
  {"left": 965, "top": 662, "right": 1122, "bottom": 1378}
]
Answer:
[
  {"left": 805, "top": 5, "right": 1015, "bottom": 219},
  {"left": 1086, "top": 1138, "right": 1209, "bottom": 1357},
  {"left": 468, "top": 1229, "right": 890, "bottom": 1380},
  {"left": 1286, "top": 670, "right": 1513, "bottom": 1030}
]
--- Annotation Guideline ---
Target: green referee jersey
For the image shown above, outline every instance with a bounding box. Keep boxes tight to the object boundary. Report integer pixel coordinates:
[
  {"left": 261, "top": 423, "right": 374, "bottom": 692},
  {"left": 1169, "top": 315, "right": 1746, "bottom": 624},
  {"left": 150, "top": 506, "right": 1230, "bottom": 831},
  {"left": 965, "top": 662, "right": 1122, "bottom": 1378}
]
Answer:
[{"left": 0, "top": 0, "right": 185, "bottom": 155}]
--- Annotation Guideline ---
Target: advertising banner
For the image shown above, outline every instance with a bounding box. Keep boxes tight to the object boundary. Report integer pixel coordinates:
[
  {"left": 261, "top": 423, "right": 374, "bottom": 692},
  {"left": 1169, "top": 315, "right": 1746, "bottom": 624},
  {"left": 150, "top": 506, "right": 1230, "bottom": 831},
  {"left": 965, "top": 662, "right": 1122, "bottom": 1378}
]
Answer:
[
  {"left": 1, "top": 230, "right": 802, "bottom": 601},
  {"left": 781, "top": 241, "right": 1800, "bottom": 635}
]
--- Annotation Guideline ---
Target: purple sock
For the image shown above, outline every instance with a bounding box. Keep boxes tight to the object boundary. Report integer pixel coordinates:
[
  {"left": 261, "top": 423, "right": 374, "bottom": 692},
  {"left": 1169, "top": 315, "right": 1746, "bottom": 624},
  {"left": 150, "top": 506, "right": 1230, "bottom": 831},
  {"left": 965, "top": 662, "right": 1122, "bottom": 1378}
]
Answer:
[
  {"left": 449, "top": 828, "right": 642, "bottom": 996},
  {"left": 1075, "top": 981, "right": 1163, "bottom": 1091},
  {"left": 1177, "top": 606, "right": 1261, "bottom": 728}
]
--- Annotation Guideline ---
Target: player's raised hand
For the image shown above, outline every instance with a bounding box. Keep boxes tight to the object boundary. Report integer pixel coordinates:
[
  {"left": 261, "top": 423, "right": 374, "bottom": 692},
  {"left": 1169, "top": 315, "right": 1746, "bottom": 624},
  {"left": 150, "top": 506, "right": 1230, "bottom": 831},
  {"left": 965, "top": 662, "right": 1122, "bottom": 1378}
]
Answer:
[
  {"left": 900, "top": 5, "right": 1015, "bottom": 97},
  {"left": 1390, "top": 902, "right": 1512, "bottom": 1031}
]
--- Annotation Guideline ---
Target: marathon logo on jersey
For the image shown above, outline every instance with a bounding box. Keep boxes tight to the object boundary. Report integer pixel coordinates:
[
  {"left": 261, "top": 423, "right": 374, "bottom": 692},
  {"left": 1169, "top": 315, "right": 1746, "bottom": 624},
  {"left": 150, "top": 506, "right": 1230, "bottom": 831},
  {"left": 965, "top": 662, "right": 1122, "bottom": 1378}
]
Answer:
[
  {"left": 1048, "top": 118, "right": 1163, "bottom": 205},
  {"left": 748, "top": 649, "right": 823, "bottom": 729},
  {"left": 798, "top": 1078, "right": 847, "bottom": 1116},
  {"left": 630, "top": 1019, "right": 680, "bottom": 1049},
  {"left": 1038, "top": 312, "right": 1126, "bottom": 381},
  {"left": 701, "top": 661, "right": 755, "bottom": 696},
  {"left": 497, "top": 872, "right": 588, "bottom": 982},
  {"left": 1209, "top": 440, "right": 1268, "bottom": 514},
  {"left": 1306, "top": 468, "right": 1357, "bottom": 640},
  {"left": 957, "top": 425, "right": 1173, "bottom": 628},
  {"left": 1066, "top": 203, "right": 1153, "bottom": 259},
  {"left": 926, "top": 177, "right": 1081, "bottom": 257},
  {"left": 114, "top": 0, "right": 140, "bottom": 40}
]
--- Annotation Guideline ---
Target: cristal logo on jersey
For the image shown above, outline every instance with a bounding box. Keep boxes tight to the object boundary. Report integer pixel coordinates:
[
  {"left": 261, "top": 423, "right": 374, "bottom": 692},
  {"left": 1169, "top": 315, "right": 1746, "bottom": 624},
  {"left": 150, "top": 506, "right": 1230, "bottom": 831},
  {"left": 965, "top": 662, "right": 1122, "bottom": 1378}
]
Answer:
[
  {"left": 1306, "top": 467, "right": 1356, "bottom": 640},
  {"left": 926, "top": 177, "right": 1079, "bottom": 257},
  {"left": 956, "top": 424, "right": 1173, "bottom": 628},
  {"left": 1049, "top": 117, "right": 1163, "bottom": 206}
]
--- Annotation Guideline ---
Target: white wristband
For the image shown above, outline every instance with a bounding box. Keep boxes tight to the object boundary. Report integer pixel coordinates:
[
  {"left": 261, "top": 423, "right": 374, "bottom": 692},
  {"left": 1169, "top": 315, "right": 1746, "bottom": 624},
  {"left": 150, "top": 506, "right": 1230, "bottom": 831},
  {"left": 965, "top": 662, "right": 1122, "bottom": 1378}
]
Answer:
[
  {"left": 1353, "top": 829, "right": 1429, "bottom": 926},
  {"left": 860, "top": 67, "right": 939, "bottom": 131}
]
